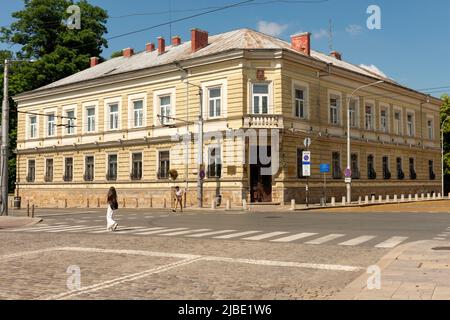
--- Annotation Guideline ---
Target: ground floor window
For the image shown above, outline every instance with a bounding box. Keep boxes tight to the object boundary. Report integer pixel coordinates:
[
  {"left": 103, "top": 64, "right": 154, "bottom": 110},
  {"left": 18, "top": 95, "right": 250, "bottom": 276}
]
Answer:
[
  {"left": 131, "top": 152, "right": 143, "bottom": 180},
  {"left": 158, "top": 151, "right": 170, "bottom": 179},
  {"left": 64, "top": 158, "right": 73, "bottom": 182},
  {"left": 396, "top": 157, "right": 404, "bottom": 180},
  {"left": 27, "top": 160, "right": 35, "bottom": 182},
  {"left": 367, "top": 155, "right": 376, "bottom": 180},
  {"left": 107, "top": 154, "right": 118, "bottom": 181},
  {"left": 382, "top": 156, "right": 391, "bottom": 180},
  {"left": 45, "top": 159, "right": 53, "bottom": 182},
  {"left": 84, "top": 156, "right": 94, "bottom": 181},
  {"left": 332, "top": 152, "right": 341, "bottom": 179},
  {"left": 429, "top": 160, "right": 436, "bottom": 180},
  {"left": 208, "top": 146, "right": 222, "bottom": 178},
  {"left": 409, "top": 158, "right": 417, "bottom": 180},
  {"left": 351, "top": 154, "right": 360, "bottom": 179}
]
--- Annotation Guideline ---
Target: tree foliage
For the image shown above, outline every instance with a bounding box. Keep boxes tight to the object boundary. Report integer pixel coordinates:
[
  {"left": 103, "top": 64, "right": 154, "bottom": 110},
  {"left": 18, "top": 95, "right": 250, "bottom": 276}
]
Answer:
[
  {"left": 441, "top": 94, "right": 450, "bottom": 175},
  {"left": 0, "top": 0, "right": 108, "bottom": 192}
]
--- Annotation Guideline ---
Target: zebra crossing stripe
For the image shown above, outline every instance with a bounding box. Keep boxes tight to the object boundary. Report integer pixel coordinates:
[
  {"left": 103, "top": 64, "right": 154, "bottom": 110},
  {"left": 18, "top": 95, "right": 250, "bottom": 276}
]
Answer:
[
  {"left": 115, "top": 227, "right": 164, "bottom": 234},
  {"left": 159, "top": 229, "right": 211, "bottom": 236},
  {"left": 213, "top": 231, "right": 261, "bottom": 239},
  {"left": 66, "top": 226, "right": 105, "bottom": 233},
  {"left": 305, "top": 234, "right": 346, "bottom": 245},
  {"left": 243, "top": 231, "right": 289, "bottom": 241},
  {"left": 46, "top": 226, "right": 91, "bottom": 233},
  {"left": 89, "top": 226, "right": 142, "bottom": 234},
  {"left": 270, "top": 233, "right": 318, "bottom": 243},
  {"left": 4, "top": 225, "right": 49, "bottom": 232},
  {"left": 375, "top": 236, "right": 408, "bottom": 248},
  {"left": 339, "top": 236, "right": 376, "bottom": 246},
  {"left": 135, "top": 228, "right": 187, "bottom": 235},
  {"left": 186, "top": 230, "right": 237, "bottom": 238},
  {"left": 21, "top": 225, "right": 72, "bottom": 232}
]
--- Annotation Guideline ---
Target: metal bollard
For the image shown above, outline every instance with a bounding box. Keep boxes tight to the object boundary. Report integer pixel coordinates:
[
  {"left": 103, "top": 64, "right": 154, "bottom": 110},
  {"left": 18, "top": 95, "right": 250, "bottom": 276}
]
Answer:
[
  {"left": 358, "top": 196, "right": 362, "bottom": 205},
  {"left": 415, "top": 194, "right": 419, "bottom": 201},
  {"left": 400, "top": 195, "right": 405, "bottom": 202},
  {"left": 226, "top": 199, "right": 231, "bottom": 210},
  {"left": 242, "top": 199, "right": 247, "bottom": 210},
  {"left": 150, "top": 197, "right": 153, "bottom": 208},
  {"left": 290, "top": 199, "right": 296, "bottom": 211},
  {"left": 342, "top": 197, "right": 346, "bottom": 206},
  {"left": 427, "top": 193, "right": 431, "bottom": 200},
  {"left": 31, "top": 204, "right": 35, "bottom": 218},
  {"left": 421, "top": 194, "right": 425, "bottom": 200},
  {"left": 378, "top": 195, "right": 383, "bottom": 203},
  {"left": 331, "top": 197, "right": 336, "bottom": 206},
  {"left": 438, "top": 193, "right": 442, "bottom": 199},
  {"left": 27, "top": 202, "right": 30, "bottom": 217},
  {"left": 432, "top": 193, "right": 436, "bottom": 200},
  {"left": 163, "top": 198, "right": 166, "bottom": 209},
  {"left": 408, "top": 194, "right": 412, "bottom": 201},
  {"left": 211, "top": 199, "right": 216, "bottom": 209},
  {"left": 393, "top": 195, "right": 398, "bottom": 202},
  {"left": 365, "top": 196, "right": 369, "bottom": 204},
  {"left": 386, "top": 195, "right": 390, "bottom": 203}
]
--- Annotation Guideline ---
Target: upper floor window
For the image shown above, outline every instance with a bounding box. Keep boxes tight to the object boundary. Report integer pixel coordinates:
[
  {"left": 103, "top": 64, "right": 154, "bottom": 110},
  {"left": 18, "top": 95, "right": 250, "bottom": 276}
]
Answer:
[
  {"left": 427, "top": 119, "right": 434, "bottom": 140},
  {"left": 47, "top": 113, "right": 56, "bottom": 137},
  {"left": 65, "top": 110, "right": 75, "bottom": 135},
  {"left": 380, "top": 109, "right": 388, "bottom": 132},
  {"left": 208, "top": 87, "right": 221, "bottom": 118},
  {"left": 86, "top": 107, "right": 96, "bottom": 132},
  {"left": 349, "top": 99, "right": 358, "bottom": 128},
  {"left": 108, "top": 103, "right": 119, "bottom": 130},
  {"left": 29, "top": 115, "right": 37, "bottom": 139},
  {"left": 294, "top": 88, "right": 306, "bottom": 119},
  {"left": 394, "top": 110, "right": 402, "bottom": 135},
  {"left": 27, "top": 160, "right": 35, "bottom": 183},
  {"left": 252, "top": 84, "right": 269, "bottom": 114},
  {"left": 365, "top": 105, "right": 374, "bottom": 130},
  {"left": 207, "top": 146, "right": 222, "bottom": 178},
  {"left": 329, "top": 95, "right": 340, "bottom": 125},
  {"left": 159, "top": 96, "right": 171, "bottom": 125},
  {"left": 133, "top": 100, "right": 144, "bottom": 127},
  {"left": 407, "top": 113, "right": 414, "bottom": 137}
]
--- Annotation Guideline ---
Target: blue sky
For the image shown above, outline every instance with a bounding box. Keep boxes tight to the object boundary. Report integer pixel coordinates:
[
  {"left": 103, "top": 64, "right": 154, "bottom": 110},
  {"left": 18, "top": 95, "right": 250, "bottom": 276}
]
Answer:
[{"left": 1, "top": 0, "right": 449, "bottom": 96}]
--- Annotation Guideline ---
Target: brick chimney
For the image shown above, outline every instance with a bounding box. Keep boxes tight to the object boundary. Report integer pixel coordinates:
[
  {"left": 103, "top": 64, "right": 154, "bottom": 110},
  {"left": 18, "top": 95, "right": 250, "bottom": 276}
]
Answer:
[
  {"left": 172, "top": 35, "right": 181, "bottom": 46},
  {"left": 290, "top": 32, "right": 311, "bottom": 56},
  {"left": 330, "top": 51, "right": 342, "bottom": 60},
  {"left": 191, "top": 28, "right": 208, "bottom": 53},
  {"left": 158, "top": 37, "right": 166, "bottom": 55},
  {"left": 122, "top": 48, "right": 134, "bottom": 58},
  {"left": 146, "top": 42, "right": 155, "bottom": 52},
  {"left": 90, "top": 57, "right": 100, "bottom": 67}
]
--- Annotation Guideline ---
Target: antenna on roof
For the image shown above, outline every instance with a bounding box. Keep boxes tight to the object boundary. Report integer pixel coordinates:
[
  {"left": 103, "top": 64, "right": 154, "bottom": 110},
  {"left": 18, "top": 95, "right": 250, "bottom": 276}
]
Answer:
[{"left": 328, "top": 18, "right": 333, "bottom": 53}]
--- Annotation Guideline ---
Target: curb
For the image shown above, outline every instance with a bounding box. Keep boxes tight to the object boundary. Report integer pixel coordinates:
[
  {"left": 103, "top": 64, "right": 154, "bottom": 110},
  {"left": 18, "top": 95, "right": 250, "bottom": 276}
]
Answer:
[{"left": 0, "top": 217, "right": 43, "bottom": 229}]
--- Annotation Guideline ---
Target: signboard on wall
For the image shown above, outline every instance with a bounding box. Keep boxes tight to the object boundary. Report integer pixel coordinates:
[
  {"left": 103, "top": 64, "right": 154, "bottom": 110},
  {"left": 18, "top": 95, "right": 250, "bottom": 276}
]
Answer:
[{"left": 302, "top": 151, "right": 311, "bottom": 177}]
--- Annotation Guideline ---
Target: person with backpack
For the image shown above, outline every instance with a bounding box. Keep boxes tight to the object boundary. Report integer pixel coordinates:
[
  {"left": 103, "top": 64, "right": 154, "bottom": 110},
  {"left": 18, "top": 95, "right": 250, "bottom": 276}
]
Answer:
[{"left": 106, "top": 187, "right": 119, "bottom": 231}]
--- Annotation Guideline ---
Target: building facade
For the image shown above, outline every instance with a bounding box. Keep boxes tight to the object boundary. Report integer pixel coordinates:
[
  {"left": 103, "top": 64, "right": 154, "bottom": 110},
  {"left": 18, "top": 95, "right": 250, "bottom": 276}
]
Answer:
[{"left": 14, "top": 28, "right": 442, "bottom": 208}]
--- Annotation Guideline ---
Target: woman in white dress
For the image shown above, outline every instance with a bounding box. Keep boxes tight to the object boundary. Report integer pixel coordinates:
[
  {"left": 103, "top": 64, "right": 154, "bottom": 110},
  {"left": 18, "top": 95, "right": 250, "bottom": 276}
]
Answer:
[{"left": 106, "top": 187, "right": 119, "bottom": 231}]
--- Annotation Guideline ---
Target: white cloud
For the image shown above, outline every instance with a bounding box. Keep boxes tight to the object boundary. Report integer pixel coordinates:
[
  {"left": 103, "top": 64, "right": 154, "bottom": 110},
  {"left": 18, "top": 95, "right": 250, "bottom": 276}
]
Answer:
[
  {"left": 312, "top": 28, "right": 328, "bottom": 40},
  {"left": 359, "top": 64, "right": 387, "bottom": 78},
  {"left": 257, "top": 21, "right": 289, "bottom": 37},
  {"left": 346, "top": 24, "right": 363, "bottom": 36}
]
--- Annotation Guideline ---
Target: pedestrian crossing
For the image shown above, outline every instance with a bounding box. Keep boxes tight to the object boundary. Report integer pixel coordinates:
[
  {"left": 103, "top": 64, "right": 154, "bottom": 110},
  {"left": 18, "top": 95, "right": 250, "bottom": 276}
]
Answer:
[{"left": 2, "top": 223, "right": 411, "bottom": 248}]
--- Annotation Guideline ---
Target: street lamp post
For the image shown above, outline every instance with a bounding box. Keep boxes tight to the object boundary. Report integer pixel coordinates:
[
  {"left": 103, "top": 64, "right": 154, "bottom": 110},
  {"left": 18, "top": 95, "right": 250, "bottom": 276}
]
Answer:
[
  {"left": 441, "top": 116, "right": 450, "bottom": 198},
  {"left": 346, "top": 80, "right": 384, "bottom": 204},
  {"left": 0, "top": 59, "right": 9, "bottom": 216}
]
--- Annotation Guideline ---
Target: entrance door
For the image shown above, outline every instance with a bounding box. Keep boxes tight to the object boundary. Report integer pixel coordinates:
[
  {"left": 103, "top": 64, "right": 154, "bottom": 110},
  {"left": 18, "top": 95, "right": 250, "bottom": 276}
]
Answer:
[{"left": 250, "top": 145, "right": 272, "bottom": 203}]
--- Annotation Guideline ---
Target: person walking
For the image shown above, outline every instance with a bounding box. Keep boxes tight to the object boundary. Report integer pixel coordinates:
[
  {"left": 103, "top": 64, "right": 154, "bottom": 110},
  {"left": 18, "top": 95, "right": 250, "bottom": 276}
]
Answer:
[
  {"left": 106, "top": 187, "right": 119, "bottom": 231},
  {"left": 172, "top": 186, "right": 184, "bottom": 213}
]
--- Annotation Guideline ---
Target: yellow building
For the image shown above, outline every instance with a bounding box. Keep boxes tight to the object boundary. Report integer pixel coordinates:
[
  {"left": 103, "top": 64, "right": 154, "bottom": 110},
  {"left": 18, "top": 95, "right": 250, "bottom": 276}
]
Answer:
[{"left": 13, "top": 28, "right": 443, "bottom": 208}]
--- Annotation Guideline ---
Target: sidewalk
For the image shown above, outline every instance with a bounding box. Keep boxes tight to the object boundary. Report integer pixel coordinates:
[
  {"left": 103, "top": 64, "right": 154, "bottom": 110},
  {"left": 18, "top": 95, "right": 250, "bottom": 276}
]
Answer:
[
  {"left": 333, "top": 240, "right": 450, "bottom": 300},
  {"left": 0, "top": 216, "right": 42, "bottom": 229}
]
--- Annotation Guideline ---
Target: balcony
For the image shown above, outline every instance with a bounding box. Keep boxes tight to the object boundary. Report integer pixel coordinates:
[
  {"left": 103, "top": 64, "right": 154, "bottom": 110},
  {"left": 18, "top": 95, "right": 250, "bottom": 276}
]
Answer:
[{"left": 243, "top": 115, "right": 284, "bottom": 129}]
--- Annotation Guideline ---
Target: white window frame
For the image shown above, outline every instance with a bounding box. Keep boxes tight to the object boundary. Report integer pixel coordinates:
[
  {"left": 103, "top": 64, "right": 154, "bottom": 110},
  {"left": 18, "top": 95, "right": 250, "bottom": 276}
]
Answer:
[
  {"left": 202, "top": 78, "right": 228, "bottom": 119},
  {"left": 292, "top": 80, "right": 309, "bottom": 120},
  {"left": 364, "top": 102, "right": 375, "bottom": 131},
  {"left": 379, "top": 104, "right": 389, "bottom": 133},
  {"left": 44, "top": 108, "right": 57, "bottom": 138},
  {"left": 250, "top": 82, "right": 273, "bottom": 115},
  {"left": 328, "top": 90, "right": 342, "bottom": 125},
  {"left": 156, "top": 149, "right": 171, "bottom": 179},
  {"left": 106, "top": 153, "right": 118, "bottom": 180},
  {"left": 348, "top": 97, "right": 359, "bottom": 128},
  {"left": 153, "top": 88, "right": 175, "bottom": 126},
  {"left": 427, "top": 116, "right": 434, "bottom": 140},
  {"left": 82, "top": 101, "right": 98, "bottom": 133},
  {"left": 394, "top": 107, "right": 403, "bottom": 136},
  {"left": 128, "top": 93, "right": 147, "bottom": 129},
  {"left": 406, "top": 110, "right": 415, "bottom": 137},
  {"left": 62, "top": 104, "right": 77, "bottom": 136},
  {"left": 130, "top": 151, "right": 144, "bottom": 180},
  {"left": 28, "top": 114, "right": 38, "bottom": 139},
  {"left": 206, "top": 144, "right": 222, "bottom": 178}
]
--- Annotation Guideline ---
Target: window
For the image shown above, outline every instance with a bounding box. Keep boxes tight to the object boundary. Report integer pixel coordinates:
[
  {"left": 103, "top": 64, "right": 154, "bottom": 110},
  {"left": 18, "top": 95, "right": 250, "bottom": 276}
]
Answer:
[
  {"left": 27, "top": 160, "right": 35, "bottom": 182},
  {"left": 29, "top": 116, "right": 37, "bottom": 138},
  {"left": 208, "top": 87, "right": 221, "bottom": 118},
  {"left": 407, "top": 113, "right": 414, "bottom": 137},
  {"left": 329, "top": 96, "right": 340, "bottom": 125},
  {"left": 427, "top": 119, "right": 434, "bottom": 140},
  {"left": 252, "top": 84, "right": 269, "bottom": 114},
  {"left": 396, "top": 157, "right": 405, "bottom": 180},
  {"left": 86, "top": 107, "right": 96, "bottom": 132},
  {"left": 207, "top": 147, "right": 222, "bottom": 178},
  {"left": 45, "top": 159, "right": 53, "bottom": 182},
  {"left": 367, "top": 155, "right": 376, "bottom": 180},
  {"left": 429, "top": 160, "right": 436, "bottom": 180},
  {"left": 108, "top": 103, "right": 119, "bottom": 130},
  {"left": 349, "top": 99, "right": 358, "bottom": 128},
  {"left": 133, "top": 100, "right": 143, "bottom": 127},
  {"left": 107, "top": 155, "right": 117, "bottom": 181},
  {"left": 158, "top": 151, "right": 170, "bottom": 179},
  {"left": 47, "top": 113, "right": 56, "bottom": 137},
  {"left": 409, "top": 158, "right": 416, "bottom": 180},
  {"left": 394, "top": 111, "right": 402, "bottom": 135},
  {"left": 380, "top": 109, "right": 388, "bottom": 132},
  {"left": 365, "top": 105, "right": 374, "bottom": 130},
  {"left": 84, "top": 156, "right": 94, "bottom": 181},
  {"left": 294, "top": 88, "right": 306, "bottom": 119},
  {"left": 64, "top": 158, "right": 73, "bottom": 182},
  {"left": 332, "top": 152, "right": 341, "bottom": 179},
  {"left": 297, "top": 148, "right": 305, "bottom": 179},
  {"left": 131, "top": 152, "right": 143, "bottom": 180},
  {"left": 382, "top": 156, "right": 391, "bottom": 180},
  {"left": 66, "top": 110, "right": 75, "bottom": 135},
  {"left": 159, "top": 96, "right": 171, "bottom": 125},
  {"left": 351, "top": 154, "right": 360, "bottom": 179}
]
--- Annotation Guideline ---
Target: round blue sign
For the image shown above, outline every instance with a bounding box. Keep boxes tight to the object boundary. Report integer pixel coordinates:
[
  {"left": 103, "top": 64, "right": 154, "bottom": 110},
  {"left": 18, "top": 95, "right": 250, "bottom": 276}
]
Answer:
[{"left": 199, "top": 170, "right": 205, "bottom": 180}]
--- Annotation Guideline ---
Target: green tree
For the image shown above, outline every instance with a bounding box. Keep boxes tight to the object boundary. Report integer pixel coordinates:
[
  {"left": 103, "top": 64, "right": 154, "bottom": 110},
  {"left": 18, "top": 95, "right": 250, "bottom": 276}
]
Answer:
[
  {"left": 441, "top": 94, "right": 450, "bottom": 176},
  {"left": 0, "top": 0, "right": 109, "bottom": 192}
]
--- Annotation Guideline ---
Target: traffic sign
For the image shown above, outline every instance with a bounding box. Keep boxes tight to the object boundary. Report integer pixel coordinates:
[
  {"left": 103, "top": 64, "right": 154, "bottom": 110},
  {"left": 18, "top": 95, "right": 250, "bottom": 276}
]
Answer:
[
  {"left": 345, "top": 177, "right": 352, "bottom": 184},
  {"left": 302, "top": 151, "right": 311, "bottom": 177},
  {"left": 199, "top": 170, "right": 205, "bottom": 180},
  {"left": 320, "top": 164, "right": 330, "bottom": 173},
  {"left": 344, "top": 168, "right": 352, "bottom": 178}
]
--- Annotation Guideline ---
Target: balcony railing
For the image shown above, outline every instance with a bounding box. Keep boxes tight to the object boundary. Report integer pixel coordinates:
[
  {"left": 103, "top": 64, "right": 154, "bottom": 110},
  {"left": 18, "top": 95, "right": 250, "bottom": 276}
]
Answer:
[{"left": 243, "top": 115, "right": 284, "bottom": 129}]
